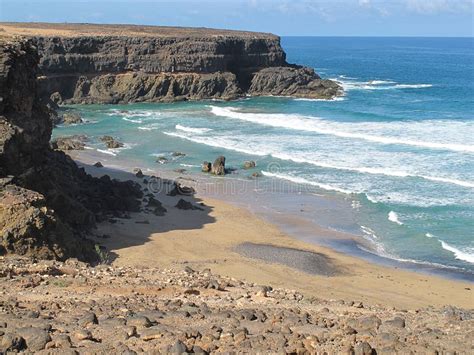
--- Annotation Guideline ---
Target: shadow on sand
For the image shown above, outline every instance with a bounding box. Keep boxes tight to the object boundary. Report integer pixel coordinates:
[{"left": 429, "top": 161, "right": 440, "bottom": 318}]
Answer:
[{"left": 77, "top": 162, "right": 216, "bottom": 264}]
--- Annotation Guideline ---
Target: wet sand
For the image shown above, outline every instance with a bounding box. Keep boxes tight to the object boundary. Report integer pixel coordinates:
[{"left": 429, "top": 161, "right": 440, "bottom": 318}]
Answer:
[{"left": 72, "top": 151, "right": 474, "bottom": 310}]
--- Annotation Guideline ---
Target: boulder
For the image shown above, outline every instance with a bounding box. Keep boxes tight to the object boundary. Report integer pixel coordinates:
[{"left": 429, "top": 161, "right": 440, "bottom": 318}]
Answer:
[
  {"left": 133, "top": 168, "right": 144, "bottom": 178},
  {"left": 93, "top": 161, "right": 103, "bottom": 168},
  {"left": 156, "top": 156, "right": 168, "bottom": 164},
  {"left": 17, "top": 327, "right": 51, "bottom": 351},
  {"left": 147, "top": 196, "right": 167, "bottom": 216},
  {"left": 175, "top": 198, "right": 203, "bottom": 211},
  {"left": 243, "top": 161, "right": 256, "bottom": 169},
  {"left": 51, "top": 135, "right": 87, "bottom": 150},
  {"left": 61, "top": 111, "right": 83, "bottom": 125},
  {"left": 168, "top": 182, "right": 195, "bottom": 196},
  {"left": 100, "top": 135, "right": 124, "bottom": 149},
  {"left": 202, "top": 161, "right": 212, "bottom": 173},
  {"left": 211, "top": 156, "right": 226, "bottom": 175}
]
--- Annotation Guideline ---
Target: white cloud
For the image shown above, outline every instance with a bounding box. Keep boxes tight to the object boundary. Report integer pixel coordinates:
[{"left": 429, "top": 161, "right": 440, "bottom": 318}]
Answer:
[{"left": 405, "top": 0, "right": 473, "bottom": 14}]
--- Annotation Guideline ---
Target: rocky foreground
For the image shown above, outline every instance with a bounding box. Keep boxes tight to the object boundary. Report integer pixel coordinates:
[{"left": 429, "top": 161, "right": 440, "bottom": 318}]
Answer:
[{"left": 1, "top": 257, "right": 472, "bottom": 354}]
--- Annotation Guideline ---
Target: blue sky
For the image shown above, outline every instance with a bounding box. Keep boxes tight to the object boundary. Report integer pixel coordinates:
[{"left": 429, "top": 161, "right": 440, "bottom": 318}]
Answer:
[{"left": 0, "top": 0, "right": 472, "bottom": 36}]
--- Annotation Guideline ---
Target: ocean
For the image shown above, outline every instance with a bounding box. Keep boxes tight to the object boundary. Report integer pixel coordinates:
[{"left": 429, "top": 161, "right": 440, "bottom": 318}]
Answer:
[{"left": 53, "top": 37, "right": 474, "bottom": 278}]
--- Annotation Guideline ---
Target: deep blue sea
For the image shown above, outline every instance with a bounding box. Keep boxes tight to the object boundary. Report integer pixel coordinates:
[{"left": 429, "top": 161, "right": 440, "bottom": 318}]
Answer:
[{"left": 54, "top": 37, "right": 474, "bottom": 277}]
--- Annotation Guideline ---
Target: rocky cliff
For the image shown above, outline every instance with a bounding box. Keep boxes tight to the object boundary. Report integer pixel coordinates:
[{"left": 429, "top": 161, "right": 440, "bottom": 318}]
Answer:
[
  {"left": 1, "top": 23, "right": 342, "bottom": 103},
  {"left": 0, "top": 38, "right": 143, "bottom": 261}
]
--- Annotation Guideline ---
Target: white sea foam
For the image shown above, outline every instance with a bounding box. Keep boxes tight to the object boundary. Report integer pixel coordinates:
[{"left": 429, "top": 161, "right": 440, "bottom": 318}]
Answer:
[
  {"left": 361, "top": 225, "right": 379, "bottom": 240},
  {"left": 138, "top": 126, "right": 156, "bottom": 131},
  {"left": 175, "top": 124, "right": 212, "bottom": 134},
  {"left": 332, "top": 78, "right": 433, "bottom": 91},
  {"left": 122, "top": 117, "right": 142, "bottom": 123},
  {"left": 440, "top": 240, "right": 474, "bottom": 264},
  {"left": 261, "top": 171, "right": 353, "bottom": 194},
  {"left": 293, "top": 96, "right": 345, "bottom": 102},
  {"left": 368, "top": 80, "right": 397, "bottom": 85},
  {"left": 388, "top": 211, "right": 403, "bottom": 225},
  {"left": 96, "top": 149, "right": 117, "bottom": 156},
  {"left": 163, "top": 131, "right": 268, "bottom": 156},
  {"left": 394, "top": 84, "right": 433, "bottom": 89},
  {"left": 270, "top": 153, "right": 474, "bottom": 188},
  {"left": 424, "top": 233, "right": 474, "bottom": 264},
  {"left": 209, "top": 106, "right": 474, "bottom": 153}
]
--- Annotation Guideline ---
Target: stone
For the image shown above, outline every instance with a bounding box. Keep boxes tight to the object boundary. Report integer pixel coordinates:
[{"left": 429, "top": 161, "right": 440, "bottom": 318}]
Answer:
[
  {"left": 175, "top": 198, "right": 203, "bottom": 210},
  {"left": 93, "top": 161, "right": 103, "bottom": 168},
  {"left": 127, "top": 316, "right": 152, "bottom": 328},
  {"left": 211, "top": 156, "right": 226, "bottom": 175},
  {"left": 61, "top": 111, "right": 83, "bottom": 125},
  {"left": 140, "top": 327, "right": 165, "bottom": 341},
  {"left": 354, "top": 341, "right": 373, "bottom": 355},
  {"left": 73, "top": 330, "right": 92, "bottom": 341},
  {"left": 78, "top": 312, "right": 98, "bottom": 327},
  {"left": 156, "top": 156, "right": 169, "bottom": 164},
  {"left": 170, "top": 340, "right": 187, "bottom": 354},
  {"left": 168, "top": 182, "right": 195, "bottom": 196},
  {"left": 202, "top": 161, "right": 212, "bottom": 173},
  {"left": 100, "top": 135, "right": 124, "bottom": 149},
  {"left": 383, "top": 316, "right": 405, "bottom": 328},
  {"left": 243, "top": 161, "right": 256, "bottom": 169},
  {"left": 51, "top": 135, "right": 87, "bottom": 150},
  {"left": 133, "top": 168, "right": 144, "bottom": 178},
  {"left": 1, "top": 334, "right": 26, "bottom": 352},
  {"left": 17, "top": 327, "right": 51, "bottom": 351}
]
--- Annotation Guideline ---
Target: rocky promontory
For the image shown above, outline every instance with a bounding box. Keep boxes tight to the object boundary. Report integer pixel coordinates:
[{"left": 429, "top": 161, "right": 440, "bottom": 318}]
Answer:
[{"left": 0, "top": 22, "right": 342, "bottom": 103}]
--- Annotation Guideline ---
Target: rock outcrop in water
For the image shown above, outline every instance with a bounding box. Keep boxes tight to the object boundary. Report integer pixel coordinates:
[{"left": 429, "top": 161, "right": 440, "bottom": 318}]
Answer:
[
  {"left": 1, "top": 23, "right": 342, "bottom": 103},
  {"left": 0, "top": 38, "right": 142, "bottom": 261}
]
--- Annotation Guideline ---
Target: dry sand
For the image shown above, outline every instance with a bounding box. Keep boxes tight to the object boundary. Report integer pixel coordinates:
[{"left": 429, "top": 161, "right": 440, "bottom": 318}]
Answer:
[{"left": 73, "top": 155, "right": 473, "bottom": 310}]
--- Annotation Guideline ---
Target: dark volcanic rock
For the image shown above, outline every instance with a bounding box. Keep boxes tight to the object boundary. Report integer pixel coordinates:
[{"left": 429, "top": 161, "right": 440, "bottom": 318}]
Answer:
[
  {"left": 0, "top": 23, "right": 341, "bottom": 102},
  {"left": 61, "top": 111, "right": 83, "bottom": 125},
  {"left": 201, "top": 161, "right": 212, "bottom": 173},
  {"left": 243, "top": 161, "right": 256, "bottom": 169},
  {"left": 211, "top": 156, "right": 226, "bottom": 175},
  {"left": 175, "top": 198, "right": 203, "bottom": 211},
  {"left": 249, "top": 66, "right": 342, "bottom": 99},
  {"left": 0, "top": 183, "right": 92, "bottom": 261},
  {"left": 51, "top": 135, "right": 87, "bottom": 150},
  {"left": 0, "top": 38, "right": 143, "bottom": 261},
  {"left": 100, "top": 135, "right": 124, "bottom": 149}
]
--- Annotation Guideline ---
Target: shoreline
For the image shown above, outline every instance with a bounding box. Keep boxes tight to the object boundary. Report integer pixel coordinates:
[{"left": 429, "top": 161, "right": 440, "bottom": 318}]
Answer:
[
  {"left": 70, "top": 150, "right": 473, "bottom": 309},
  {"left": 69, "top": 148, "right": 474, "bottom": 282}
]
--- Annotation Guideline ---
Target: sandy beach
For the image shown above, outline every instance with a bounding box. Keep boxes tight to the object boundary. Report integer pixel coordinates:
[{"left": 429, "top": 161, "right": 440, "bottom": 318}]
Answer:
[{"left": 72, "top": 153, "right": 473, "bottom": 310}]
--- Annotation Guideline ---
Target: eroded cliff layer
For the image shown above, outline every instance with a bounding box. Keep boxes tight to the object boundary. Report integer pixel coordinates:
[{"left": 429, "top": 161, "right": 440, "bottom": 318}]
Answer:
[
  {"left": 1, "top": 23, "right": 342, "bottom": 103},
  {"left": 0, "top": 38, "right": 142, "bottom": 261}
]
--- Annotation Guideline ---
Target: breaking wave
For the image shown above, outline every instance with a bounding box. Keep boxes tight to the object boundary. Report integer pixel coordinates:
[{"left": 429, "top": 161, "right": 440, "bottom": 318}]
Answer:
[
  {"left": 175, "top": 124, "right": 212, "bottom": 134},
  {"left": 261, "top": 171, "right": 353, "bottom": 194},
  {"left": 388, "top": 211, "right": 403, "bottom": 225},
  {"left": 209, "top": 106, "right": 474, "bottom": 153}
]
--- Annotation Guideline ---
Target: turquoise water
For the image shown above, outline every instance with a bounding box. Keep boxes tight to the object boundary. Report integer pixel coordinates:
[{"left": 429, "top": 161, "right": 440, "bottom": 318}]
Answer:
[{"left": 54, "top": 37, "right": 474, "bottom": 276}]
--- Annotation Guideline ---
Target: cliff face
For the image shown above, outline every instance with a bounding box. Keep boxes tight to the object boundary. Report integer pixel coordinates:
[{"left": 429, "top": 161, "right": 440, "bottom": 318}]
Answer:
[
  {"left": 35, "top": 35, "right": 286, "bottom": 75},
  {"left": 0, "top": 38, "right": 142, "bottom": 261},
  {"left": 0, "top": 23, "right": 341, "bottom": 103}
]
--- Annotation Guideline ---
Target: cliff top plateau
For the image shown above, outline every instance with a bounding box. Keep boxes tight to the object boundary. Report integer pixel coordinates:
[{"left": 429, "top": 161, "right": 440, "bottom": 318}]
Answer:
[{"left": 0, "top": 22, "right": 278, "bottom": 39}]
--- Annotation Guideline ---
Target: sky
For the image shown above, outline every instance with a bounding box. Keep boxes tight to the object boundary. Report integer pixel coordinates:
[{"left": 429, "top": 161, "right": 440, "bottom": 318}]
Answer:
[{"left": 0, "top": 0, "right": 473, "bottom": 37}]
